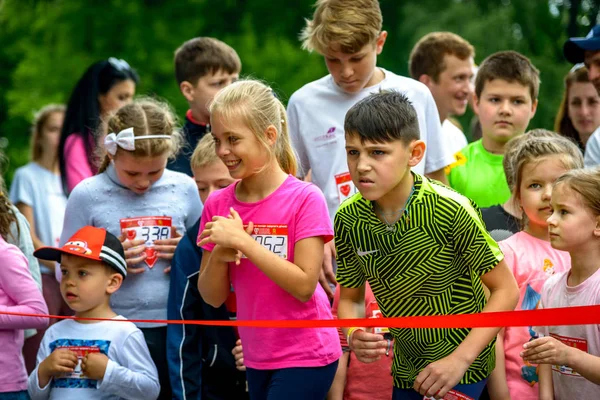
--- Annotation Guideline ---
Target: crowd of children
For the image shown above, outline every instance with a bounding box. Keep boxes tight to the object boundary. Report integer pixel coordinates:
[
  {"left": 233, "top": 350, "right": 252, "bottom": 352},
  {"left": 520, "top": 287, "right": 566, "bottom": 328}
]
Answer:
[{"left": 2, "top": 0, "right": 600, "bottom": 399}]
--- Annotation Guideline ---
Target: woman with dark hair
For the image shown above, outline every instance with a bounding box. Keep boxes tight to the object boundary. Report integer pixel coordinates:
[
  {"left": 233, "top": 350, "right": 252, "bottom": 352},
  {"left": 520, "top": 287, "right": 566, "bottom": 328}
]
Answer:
[
  {"left": 554, "top": 64, "right": 600, "bottom": 150},
  {"left": 59, "top": 57, "right": 139, "bottom": 194}
]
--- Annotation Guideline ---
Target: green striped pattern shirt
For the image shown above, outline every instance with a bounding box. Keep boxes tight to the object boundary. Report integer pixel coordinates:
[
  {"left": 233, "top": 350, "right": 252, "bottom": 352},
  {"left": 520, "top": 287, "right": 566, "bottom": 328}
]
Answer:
[{"left": 335, "top": 173, "right": 504, "bottom": 388}]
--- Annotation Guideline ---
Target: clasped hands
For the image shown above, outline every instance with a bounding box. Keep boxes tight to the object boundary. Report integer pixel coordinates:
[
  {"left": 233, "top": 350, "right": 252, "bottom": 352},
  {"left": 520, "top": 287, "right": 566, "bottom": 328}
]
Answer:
[{"left": 197, "top": 207, "right": 254, "bottom": 264}]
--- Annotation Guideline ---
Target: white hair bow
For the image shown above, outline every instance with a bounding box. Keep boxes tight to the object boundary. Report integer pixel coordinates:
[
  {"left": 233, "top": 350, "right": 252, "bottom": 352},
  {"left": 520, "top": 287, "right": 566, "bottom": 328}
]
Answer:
[
  {"left": 104, "top": 127, "right": 136, "bottom": 155},
  {"left": 104, "top": 127, "right": 172, "bottom": 155}
]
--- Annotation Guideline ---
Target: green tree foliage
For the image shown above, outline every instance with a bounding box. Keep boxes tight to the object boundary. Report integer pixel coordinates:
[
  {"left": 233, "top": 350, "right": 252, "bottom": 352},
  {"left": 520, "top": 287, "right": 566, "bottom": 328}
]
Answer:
[{"left": 0, "top": 0, "right": 596, "bottom": 184}]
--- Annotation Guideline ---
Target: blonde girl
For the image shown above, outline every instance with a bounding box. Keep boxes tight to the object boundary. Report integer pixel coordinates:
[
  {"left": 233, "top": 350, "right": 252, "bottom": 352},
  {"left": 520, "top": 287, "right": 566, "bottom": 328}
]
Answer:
[
  {"left": 488, "top": 130, "right": 583, "bottom": 400},
  {"left": 521, "top": 167, "right": 600, "bottom": 399},
  {"left": 197, "top": 80, "right": 341, "bottom": 399},
  {"left": 59, "top": 97, "right": 202, "bottom": 399}
]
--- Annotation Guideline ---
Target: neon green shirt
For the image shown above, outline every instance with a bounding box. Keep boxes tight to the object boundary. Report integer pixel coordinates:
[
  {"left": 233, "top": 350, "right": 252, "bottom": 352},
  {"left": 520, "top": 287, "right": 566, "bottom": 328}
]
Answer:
[{"left": 445, "top": 139, "right": 510, "bottom": 208}]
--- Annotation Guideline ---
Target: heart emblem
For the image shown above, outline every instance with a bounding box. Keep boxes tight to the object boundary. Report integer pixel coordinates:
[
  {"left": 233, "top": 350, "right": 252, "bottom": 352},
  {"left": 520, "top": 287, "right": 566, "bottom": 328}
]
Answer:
[
  {"left": 340, "top": 184, "right": 351, "bottom": 197},
  {"left": 145, "top": 247, "right": 158, "bottom": 268},
  {"left": 126, "top": 229, "right": 136, "bottom": 240}
]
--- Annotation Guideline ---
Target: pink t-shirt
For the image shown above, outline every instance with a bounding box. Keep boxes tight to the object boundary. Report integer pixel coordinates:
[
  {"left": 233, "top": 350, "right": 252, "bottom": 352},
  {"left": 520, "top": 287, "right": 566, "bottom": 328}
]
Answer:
[
  {"left": 499, "top": 231, "right": 570, "bottom": 399},
  {"left": 199, "top": 175, "right": 341, "bottom": 369},
  {"left": 0, "top": 236, "right": 48, "bottom": 392},
  {"left": 535, "top": 268, "right": 600, "bottom": 400},
  {"left": 64, "top": 134, "right": 97, "bottom": 193}
]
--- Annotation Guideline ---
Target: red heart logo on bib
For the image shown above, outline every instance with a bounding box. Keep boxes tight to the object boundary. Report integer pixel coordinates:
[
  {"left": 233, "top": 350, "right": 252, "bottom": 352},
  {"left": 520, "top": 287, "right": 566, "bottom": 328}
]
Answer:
[
  {"left": 145, "top": 247, "right": 158, "bottom": 268},
  {"left": 340, "top": 184, "right": 351, "bottom": 197},
  {"left": 126, "top": 229, "right": 136, "bottom": 240}
]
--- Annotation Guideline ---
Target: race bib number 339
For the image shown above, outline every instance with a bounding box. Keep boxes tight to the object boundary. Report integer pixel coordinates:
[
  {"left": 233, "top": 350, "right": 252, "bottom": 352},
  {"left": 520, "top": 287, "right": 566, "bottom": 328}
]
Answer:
[
  {"left": 247, "top": 224, "right": 288, "bottom": 259},
  {"left": 120, "top": 216, "right": 172, "bottom": 268}
]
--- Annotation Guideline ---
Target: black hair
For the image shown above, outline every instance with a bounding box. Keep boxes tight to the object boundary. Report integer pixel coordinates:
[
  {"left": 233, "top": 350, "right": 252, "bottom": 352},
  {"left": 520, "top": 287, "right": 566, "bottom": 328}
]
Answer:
[
  {"left": 344, "top": 90, "right": 420, "bottom": 144},
  {"left": 58, "top": 58, "right": 139, "bottom": 195}
]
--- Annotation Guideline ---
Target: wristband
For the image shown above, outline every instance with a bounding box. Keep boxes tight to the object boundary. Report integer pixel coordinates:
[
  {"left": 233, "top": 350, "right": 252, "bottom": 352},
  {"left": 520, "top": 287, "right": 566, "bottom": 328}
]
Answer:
[{"left": 346, "top": 327, "right": 363, "bottom": 349}]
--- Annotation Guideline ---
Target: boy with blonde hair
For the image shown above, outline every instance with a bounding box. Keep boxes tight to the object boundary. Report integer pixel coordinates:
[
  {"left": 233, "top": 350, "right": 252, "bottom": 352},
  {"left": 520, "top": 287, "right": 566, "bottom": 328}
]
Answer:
[
  {"left": 169, "top": 37, "right": 241, "bottom": 176},
  {"left": 446, "top": 51, "right": 539, "bottom": 208},
  {"left": 409, "top": 32, "right": 475, "bottom": 154},
  {"left": 288, "top": 0, "right": 453, "bottom": 295},
  {"left": 166, "top": 135, "right": 244, "bottom": 400}
]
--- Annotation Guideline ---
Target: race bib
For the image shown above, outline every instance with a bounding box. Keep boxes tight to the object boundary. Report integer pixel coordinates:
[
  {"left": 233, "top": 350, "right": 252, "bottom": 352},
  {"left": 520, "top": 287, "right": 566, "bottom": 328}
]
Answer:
[
  {"left": 49, "top": 339, "right": 110, "bottom": 389},
  {"left": 551, "top": 334, "right": 588, "bottom": 376},
  {"left": 424, "top": 389, "right": 473, "bottom": 400},
  {"left": 335, "top": 172, "right": 356, "bottom": 204},
  {"left": 246, "top": 224, "right": 288, "bottom": 259},
  {"left": 367, "top": 300, "right": 389, "bottom": 334},
  {"left": 120, "top": 216, "right": 172, "bottom": 268}
]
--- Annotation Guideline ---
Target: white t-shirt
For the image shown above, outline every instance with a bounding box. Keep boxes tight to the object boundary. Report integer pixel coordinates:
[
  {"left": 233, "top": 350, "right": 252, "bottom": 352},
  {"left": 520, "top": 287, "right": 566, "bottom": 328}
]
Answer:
[
  {"left": 442, "top": 119, "right": 468, "bottom": 155},
  {"left": 287, "top": 68, "right": 453, "bottom": 221},
  {"left": 535, "top": 269, "right": 600, "bottom": 400},
  {"left": 10, "top": 162, "right": 67, "bottom": 249},
  {"left": 584, "top": 126, "right": 600, "bottom": 167},
  {"left": 28, "top": 317, "right": 160, "bottom": 400}
]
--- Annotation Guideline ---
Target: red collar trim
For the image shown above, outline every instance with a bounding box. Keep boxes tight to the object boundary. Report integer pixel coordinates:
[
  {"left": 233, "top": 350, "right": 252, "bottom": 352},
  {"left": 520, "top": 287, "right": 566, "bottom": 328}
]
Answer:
[{"left": 186, "top": 110, "right": 208, "bottom": 126}]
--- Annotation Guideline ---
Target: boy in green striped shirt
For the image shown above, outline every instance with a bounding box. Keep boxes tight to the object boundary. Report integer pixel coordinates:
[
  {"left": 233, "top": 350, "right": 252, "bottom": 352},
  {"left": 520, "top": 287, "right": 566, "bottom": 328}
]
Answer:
[{"left": 335, "top": 90, "right": 518, "bottom": 400}]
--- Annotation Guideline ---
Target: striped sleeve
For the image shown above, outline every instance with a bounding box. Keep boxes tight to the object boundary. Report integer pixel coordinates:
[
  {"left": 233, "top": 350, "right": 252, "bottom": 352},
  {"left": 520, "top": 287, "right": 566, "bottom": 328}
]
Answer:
[{"left": 334, "top": 210, "right": 365, "bottom": 288}]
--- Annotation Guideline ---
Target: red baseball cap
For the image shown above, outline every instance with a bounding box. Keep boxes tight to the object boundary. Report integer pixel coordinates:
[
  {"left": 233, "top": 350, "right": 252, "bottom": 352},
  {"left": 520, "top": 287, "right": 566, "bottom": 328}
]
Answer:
[{"left": 34, "top": 226, "right": 127, "bottom": 277}]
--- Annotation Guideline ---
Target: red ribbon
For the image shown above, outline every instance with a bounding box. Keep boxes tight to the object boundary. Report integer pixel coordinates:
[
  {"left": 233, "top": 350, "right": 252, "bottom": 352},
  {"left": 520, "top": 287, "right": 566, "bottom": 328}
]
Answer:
[{"left": 3, "top": 305, "right": 600, "bottom": 328}]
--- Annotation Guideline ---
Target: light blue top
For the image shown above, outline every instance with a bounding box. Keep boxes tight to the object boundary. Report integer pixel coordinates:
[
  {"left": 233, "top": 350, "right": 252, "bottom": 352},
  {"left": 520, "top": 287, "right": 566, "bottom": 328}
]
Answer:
[{"left": 60, "top": 164, "right": 202, "bottom": 327}]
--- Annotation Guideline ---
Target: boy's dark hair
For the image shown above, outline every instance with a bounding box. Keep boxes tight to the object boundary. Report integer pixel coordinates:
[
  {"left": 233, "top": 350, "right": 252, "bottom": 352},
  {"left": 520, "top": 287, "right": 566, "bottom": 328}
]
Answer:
[
  {"left": 475, "top": 50, "right": 540, "bottom": 100},
  {"left": 344, "top": 90, "right": 420, "bottom": 144},
  {"left": 174, "top": 37, "right": 241, "bottom": 85}
]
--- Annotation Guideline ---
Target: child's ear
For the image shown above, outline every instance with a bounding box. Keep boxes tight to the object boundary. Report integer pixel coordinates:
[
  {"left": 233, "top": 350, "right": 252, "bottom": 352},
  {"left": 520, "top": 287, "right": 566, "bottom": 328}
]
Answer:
[
  {"left": 407, "top": 140, "right": 426, "bottom": 168},
  {"left": 180, "top": 81, "right": 195, "bottom": 102},
  {"left": 594, "top": 216, "right": 600, "bottom": 237},
  {"left": 265, "top": 125, "right": 278, "bottom": 146},
  {"left": 106, "top": 273, "right": 124, "bottom": 295},
  {"left": 472, "top": 94, "right": 480, "bottom": 115}
]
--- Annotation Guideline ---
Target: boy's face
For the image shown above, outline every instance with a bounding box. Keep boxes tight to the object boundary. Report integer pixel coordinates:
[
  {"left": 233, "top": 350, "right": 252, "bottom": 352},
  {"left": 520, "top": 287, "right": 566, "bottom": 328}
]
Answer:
[
  {"left": 193, "top": 160, "right": 236, "bottom": 204},
  {"left": 60, "top": 254, "right": 121, "bottom": 315},
  {"left": 182, "top": 69, "right": 239, "bottom": 121},
  {"left": 474, "top": 79, "right": 537, "bottom": 147},
  {"left": 323, "top": 32, "right": 387, "bottom": 94},
  {"left": 426, "top": 54, "right": 474, "bottom": 119},
  {"left": 345, "top": 134, "right": 424, "bottom": 201}
]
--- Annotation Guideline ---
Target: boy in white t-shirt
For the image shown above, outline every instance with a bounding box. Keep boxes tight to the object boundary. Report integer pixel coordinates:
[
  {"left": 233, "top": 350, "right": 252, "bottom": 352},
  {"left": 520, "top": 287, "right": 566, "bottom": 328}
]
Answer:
[
  {"left": 409, "top": 32, "right": 474, "bottom": 154},
  {"left": 288, "top": 0, "right": 452, "bottom": 220},
  {"left": 28, "top": 226, "right": 160, "bottom": 400},
  {"left": 288, "top": 0, "right": 453, "bottom": 295}
]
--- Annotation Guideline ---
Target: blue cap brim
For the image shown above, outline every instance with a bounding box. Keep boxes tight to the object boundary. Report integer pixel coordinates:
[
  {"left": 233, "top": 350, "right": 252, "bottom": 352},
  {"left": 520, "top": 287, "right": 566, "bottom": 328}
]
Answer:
[{"left": 564, "top": 37, "right": 600, "bottom": 64}]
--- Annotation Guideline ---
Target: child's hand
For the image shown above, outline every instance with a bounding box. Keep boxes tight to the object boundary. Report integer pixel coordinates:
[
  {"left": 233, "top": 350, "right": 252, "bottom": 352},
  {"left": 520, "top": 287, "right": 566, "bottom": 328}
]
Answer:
[
  {"left": 81, "top": 352, "right": 109, "bottom": 380},
  {"left": 413, "top": 354, "right": 470, "bottom": 399},
  {"left": 348, "top": 329, "right": 388, "bottom": 363},
  {"left": 521, "top": 336, "right": 571, "bottom": 366},
  {"left": 198, "top": 208, "right": 254, "bottom": 250},
  {"left": 119, "top": 236, "right": 147, "bottom": 274},
  {"left": 214, "top": 245, "right": 244, "bottom": 265},
  {"left": 40, "top": 348, "right": 79, "bottom": 377},
  {"left": 155, "top": 227, "right": 183, "bottom": 274},
  {"left": 232, "top": 339, "right": 246, "bottom": 371}
]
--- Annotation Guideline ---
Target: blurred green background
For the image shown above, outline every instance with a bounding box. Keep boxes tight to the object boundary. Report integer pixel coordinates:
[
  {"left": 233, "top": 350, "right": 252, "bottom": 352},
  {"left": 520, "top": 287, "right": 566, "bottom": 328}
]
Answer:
[{"left": 1, "top": 0, "right": 598, "bottom": 185}]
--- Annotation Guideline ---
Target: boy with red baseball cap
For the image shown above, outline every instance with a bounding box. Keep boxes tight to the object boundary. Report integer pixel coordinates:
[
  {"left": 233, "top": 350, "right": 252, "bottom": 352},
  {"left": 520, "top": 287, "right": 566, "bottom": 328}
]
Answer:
[{"left": 28, "top": 226, "right": 160, "bottom": 400}]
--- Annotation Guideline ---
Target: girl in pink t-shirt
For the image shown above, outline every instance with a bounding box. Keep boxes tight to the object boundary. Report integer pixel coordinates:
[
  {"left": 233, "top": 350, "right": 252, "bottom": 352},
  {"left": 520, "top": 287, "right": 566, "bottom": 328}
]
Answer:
[
  {"left": 487, "top": 131, "right": 583, "bottom": 400},
  {"left": 197, "top": 80, "right": 341, "bottom": 399},
  {"left": 521, "top": 168, "right": 600, "bottom": 400}
]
